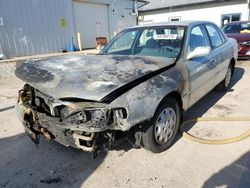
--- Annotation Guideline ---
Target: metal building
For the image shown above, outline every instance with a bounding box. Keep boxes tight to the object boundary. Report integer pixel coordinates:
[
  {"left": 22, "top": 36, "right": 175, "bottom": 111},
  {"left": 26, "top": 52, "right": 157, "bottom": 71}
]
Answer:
[{"left": 0, "top": 0, "right": 146, "bottom": 58}]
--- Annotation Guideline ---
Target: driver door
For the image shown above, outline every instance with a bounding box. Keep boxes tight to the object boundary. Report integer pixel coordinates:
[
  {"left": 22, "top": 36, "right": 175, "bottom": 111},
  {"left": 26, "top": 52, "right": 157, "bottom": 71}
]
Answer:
[{"left": 186, "top": 25, "right": 217, "bottom": 107}]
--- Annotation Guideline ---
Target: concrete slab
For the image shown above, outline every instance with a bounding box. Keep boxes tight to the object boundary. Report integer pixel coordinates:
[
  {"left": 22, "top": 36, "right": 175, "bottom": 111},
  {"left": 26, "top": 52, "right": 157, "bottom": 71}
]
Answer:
[
  {"left": 0, "top": 49, "right": 100, "bottom": 64},
  {"left": 0, "top": 61, "right": 249, "bottom": 188}
]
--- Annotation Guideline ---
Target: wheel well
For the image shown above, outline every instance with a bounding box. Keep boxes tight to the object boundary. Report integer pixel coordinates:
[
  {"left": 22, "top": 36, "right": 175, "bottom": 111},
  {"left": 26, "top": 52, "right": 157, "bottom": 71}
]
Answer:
[
  {"left": 137, "top": 91, "right": 184, "bottom": 135},
  {"left": 159, "top": 91, "right": 184, "bottom": 120},
  {"left": 230, "top": 58, "right": 236, "bottom": 75}
]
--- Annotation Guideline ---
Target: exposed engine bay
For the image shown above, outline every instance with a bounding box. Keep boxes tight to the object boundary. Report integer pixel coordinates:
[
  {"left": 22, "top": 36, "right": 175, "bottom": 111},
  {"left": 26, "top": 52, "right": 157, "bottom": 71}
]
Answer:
[{"left": 16, "top": 84, "right": 133, "bottom": 153}]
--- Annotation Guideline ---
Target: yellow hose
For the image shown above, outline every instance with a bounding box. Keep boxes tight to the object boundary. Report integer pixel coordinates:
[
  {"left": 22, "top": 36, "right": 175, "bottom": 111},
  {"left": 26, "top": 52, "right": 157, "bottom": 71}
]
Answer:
[{"left": 180, "top": 116, "right": 250, "bottom": 145}]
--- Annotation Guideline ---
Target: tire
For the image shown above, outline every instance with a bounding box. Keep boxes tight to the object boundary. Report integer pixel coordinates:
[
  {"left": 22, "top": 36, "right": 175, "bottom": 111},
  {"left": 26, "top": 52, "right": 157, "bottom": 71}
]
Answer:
[
  {"left": 142, "top": 97, "right": 181, "bottom": 153},
  {"left": 215, "top": 64, "right": 233, "bottom": 92}
]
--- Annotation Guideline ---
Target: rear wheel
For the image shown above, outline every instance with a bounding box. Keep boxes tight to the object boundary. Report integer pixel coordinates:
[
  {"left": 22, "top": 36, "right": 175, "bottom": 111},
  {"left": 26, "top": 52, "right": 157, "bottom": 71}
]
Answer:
[
  {"left": 215, "top": 64, "right": 232, "bottom": 92},
  {"left": 142, "top": 98, "right": 180, "bottom": 153}
]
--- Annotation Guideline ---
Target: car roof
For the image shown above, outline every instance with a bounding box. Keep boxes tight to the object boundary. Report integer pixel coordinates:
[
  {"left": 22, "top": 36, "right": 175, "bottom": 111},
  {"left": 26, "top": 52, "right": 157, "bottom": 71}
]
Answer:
[{"left": 129, "top": 20, "right": 215, "bottom": 29}]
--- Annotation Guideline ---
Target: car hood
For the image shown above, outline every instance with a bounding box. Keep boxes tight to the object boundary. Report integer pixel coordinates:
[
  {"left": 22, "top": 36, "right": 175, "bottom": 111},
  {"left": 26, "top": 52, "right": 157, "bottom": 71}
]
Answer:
[
  {"left": 226, "top": 33, "right": 250, "bottom": 43},
  {"left": 15, "top": 54, "right": 175, "bottom": 101}
]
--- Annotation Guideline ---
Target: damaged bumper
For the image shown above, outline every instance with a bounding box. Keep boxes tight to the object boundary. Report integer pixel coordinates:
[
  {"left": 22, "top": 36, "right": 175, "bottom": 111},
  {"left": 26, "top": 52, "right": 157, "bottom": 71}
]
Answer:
[
  {"left": 16, "top": 103, "right": 100, "bottom": 151},
  {"left": 16, "top": 85, "right": 129, "bottom": 152}
]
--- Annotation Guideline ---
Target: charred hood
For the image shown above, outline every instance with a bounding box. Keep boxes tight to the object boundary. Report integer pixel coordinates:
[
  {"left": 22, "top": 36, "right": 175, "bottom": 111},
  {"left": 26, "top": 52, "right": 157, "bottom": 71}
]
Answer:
[{"left": 15, "top": 54, "right": 175, "bottom": 102}]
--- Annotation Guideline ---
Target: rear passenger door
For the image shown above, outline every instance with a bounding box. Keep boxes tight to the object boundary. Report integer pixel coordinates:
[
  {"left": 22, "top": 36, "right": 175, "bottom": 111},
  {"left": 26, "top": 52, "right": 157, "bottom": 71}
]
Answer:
[{"left": 204, "top": 24, "right": 229, "bottom": 85}]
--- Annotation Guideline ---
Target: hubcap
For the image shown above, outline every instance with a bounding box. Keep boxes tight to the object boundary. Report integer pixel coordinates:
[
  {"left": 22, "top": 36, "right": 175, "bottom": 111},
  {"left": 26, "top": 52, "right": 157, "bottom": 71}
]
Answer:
[
  {"left": 154, "top": 107, "right": 176, "bottom": 144},
  {"left": 225, "top": 67, "right": 232, "bottom": 88}
]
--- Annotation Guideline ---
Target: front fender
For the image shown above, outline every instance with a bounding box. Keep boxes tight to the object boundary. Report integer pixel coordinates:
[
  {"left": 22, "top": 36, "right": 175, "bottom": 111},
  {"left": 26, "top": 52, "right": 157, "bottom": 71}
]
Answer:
[{"left": 110, "top": 68, "right": 184, "bottom": 129}]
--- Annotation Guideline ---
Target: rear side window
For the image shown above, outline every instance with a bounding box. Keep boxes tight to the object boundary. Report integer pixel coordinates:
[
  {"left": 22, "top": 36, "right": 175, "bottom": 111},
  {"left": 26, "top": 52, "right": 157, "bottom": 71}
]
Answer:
[
  {"left": 217, "top": 29, "right": 226, "bottom": 43},
  {"left": 205, "top": 24, "right": 224, "bottom": 48}
]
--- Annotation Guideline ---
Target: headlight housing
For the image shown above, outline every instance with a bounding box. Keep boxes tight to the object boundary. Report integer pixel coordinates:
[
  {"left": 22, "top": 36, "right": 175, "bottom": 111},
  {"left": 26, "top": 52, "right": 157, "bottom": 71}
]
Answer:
[
  {"left": 64, "top": 108, "right": 111, "bottom": 129},
  {"left": 63, "top": 107, "right": 128, "bottom": 131}
]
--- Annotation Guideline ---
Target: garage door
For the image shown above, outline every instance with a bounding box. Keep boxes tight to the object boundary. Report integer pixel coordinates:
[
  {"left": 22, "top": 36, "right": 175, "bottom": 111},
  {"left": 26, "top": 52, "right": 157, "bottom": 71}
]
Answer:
[{"left": 73, "top": 2, "right": 110, "bottom": 49}]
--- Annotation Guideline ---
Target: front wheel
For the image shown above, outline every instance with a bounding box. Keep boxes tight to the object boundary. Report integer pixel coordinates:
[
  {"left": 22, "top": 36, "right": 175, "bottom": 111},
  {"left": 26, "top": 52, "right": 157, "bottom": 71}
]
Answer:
[
  {"left": 215, "top": 65, "right": 232, "bottom": 92},
  {"left": 142, "top": 98, "right": 181, "bottom": 153}
]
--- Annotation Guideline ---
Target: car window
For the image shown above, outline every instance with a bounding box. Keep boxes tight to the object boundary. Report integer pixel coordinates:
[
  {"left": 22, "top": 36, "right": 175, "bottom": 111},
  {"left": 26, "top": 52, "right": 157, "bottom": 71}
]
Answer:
[
  {"left": 136, "top": 27, "right": 185, "bottom": 58},
  {"left": 188, "top": 25, "right": 210, "bottom": 53},
  {"left": 138, "top": 28, "right": 185, "bottom": 47},
  {"left": 205, "top": 24, "right": 223, "bottom": 48},
  {"left": 217, "top": 28, "right": 226, "bottom": 43},
  {"left": 107, "top": 30, "right": 138, "bottom": 54},
  {"left": 222, "top": 22, "right": 250, "bottom": 34},
  {"left": 138, "top": 29, "right": 155, "bottom": 47},
  {"left": 102, "top": 26, "right": 185, "bottom": 58}
]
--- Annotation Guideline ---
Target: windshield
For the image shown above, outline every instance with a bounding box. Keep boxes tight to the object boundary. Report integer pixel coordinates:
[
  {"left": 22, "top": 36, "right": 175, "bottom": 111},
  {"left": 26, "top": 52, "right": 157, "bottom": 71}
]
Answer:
[
  {"left": 222, "top": 22, "right": 250, "bottom": 34},
  {"left": 101, "top": 26, "right": 186, "bottom": 58}
]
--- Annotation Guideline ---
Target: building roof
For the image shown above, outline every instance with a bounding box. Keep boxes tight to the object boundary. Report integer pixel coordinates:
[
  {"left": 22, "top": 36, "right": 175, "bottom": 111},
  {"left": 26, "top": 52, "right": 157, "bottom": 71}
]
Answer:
[{"left": 139, "top": 0, "right": 226, "bottom": 11}]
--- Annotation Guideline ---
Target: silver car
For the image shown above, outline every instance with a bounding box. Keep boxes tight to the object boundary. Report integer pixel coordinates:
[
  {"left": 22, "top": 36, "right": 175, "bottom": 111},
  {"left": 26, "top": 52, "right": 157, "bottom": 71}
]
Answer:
[{"left": 15, "top": 21, "right": 238, "bottom": 154}]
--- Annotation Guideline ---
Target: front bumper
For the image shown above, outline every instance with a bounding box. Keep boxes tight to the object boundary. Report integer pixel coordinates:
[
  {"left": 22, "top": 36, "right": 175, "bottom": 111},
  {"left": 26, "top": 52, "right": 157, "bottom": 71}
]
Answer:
[
  {"left": 16, "top": 102, "right": 102, "bottom": 152},
  {"left": 16, "top": 84, "right": 130, "bottom": 152}
]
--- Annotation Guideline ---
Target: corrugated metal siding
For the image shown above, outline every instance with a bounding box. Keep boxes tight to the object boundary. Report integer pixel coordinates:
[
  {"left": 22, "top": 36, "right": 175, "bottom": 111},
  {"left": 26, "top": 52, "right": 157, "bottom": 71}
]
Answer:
[
  {"left": 81, "top": 0, "right": 137, "bottom": 39},
  {"left": 0, "top": 0, "right": 138, "bottom": 57},
  {"left": 0, "top": 0, "right": 75, "bottom": 57},
  {"left": 110, "top": 0, "right": 137, "bottom": 35}
]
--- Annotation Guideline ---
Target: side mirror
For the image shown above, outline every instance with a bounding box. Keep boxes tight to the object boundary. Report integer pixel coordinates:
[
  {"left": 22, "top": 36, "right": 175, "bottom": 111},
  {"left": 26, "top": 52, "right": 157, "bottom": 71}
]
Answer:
[{"left": 187, "top": 46, "right": 211, "bottom": 60}]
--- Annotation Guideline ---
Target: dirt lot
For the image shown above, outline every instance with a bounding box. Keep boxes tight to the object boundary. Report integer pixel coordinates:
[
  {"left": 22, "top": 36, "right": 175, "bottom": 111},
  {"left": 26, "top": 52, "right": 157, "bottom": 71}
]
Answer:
[{"left": 0, "top": 61, "right": 249, "bottom": 188}]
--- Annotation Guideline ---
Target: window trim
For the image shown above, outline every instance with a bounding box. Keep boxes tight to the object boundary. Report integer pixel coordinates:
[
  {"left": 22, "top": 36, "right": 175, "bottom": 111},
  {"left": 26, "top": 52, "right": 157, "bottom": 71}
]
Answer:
[
  {"left": 221, "top": 13, "right": 241, "bottom": 27},
  {"left": 204, "top": 23, "right": 225, "bottom": 50},
  {"left": 216, "top": 26, "right": 227, "bottom": 44},
  {"left": 187, "top": 24, "right": 211, "bottom": 54}
]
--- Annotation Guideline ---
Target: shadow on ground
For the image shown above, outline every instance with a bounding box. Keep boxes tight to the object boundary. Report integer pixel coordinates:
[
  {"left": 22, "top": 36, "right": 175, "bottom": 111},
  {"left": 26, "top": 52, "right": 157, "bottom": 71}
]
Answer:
[
  {"left": 0, "top": 133, "right": 108, "bottom": 187},
  {"left": 203, "top": 150, "right": 250, "bottom": 188},
  {"left": 0, "top": 67, "right": 245, "bottom": 187},
  {"left": 183, "top": 67, "right": 244, "bottom": 129}
]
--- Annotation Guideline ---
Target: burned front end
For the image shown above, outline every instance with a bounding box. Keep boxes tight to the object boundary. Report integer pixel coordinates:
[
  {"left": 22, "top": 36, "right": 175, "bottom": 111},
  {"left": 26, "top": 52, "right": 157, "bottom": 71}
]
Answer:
[
  {"left": 16, "top": 84, "right": 129, "bottom": 152},
  {"left": 15, "top": 54, "right": 178, "bottom": 153}
]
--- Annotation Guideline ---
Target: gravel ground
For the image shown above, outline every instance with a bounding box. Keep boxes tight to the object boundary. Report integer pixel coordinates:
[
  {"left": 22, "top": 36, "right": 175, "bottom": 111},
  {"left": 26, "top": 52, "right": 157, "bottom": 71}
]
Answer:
[
  {"left": 0, "top": 62, "right": 249, "bottom": 187},
  {"left": 0, "top": 49, "right": 100, "bottom": 79},
  {"left": 0, "top": 62, "right": 16, "bottom": 79}
]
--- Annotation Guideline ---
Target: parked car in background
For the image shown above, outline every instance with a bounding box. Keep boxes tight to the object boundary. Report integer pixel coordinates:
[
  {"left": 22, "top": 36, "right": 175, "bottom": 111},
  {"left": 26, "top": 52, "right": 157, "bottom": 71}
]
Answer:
[
  {"left": 15, "top": 21, "right": 238, "bottom": 154},
  {"left": 222, "top": 21, "right": 250, "bottom": 58}
]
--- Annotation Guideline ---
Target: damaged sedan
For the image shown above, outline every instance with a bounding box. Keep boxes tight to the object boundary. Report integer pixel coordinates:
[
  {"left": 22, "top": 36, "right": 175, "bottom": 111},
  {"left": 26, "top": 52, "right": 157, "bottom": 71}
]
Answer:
[{"left": 15, "top": 21, "right": 238, "bottom": 153}]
